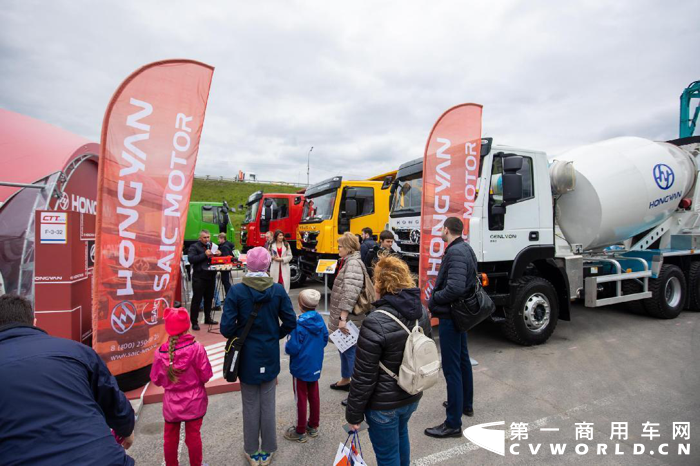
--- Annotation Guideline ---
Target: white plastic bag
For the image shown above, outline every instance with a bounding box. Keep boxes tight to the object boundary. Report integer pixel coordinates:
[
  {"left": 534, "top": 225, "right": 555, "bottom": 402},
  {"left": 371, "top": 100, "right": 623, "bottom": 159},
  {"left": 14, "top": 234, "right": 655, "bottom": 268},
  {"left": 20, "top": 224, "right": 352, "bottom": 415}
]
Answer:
[{"left": 333, "top": 432, "right": 367, "bottom": 466}]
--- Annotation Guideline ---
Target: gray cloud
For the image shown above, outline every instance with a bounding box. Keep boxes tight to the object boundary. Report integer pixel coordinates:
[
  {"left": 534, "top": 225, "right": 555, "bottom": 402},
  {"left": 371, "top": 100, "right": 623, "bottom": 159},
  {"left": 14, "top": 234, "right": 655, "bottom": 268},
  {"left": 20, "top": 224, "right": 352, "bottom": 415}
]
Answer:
[{"left": 1, "top": 0, "right": 699, "bottom": 186}]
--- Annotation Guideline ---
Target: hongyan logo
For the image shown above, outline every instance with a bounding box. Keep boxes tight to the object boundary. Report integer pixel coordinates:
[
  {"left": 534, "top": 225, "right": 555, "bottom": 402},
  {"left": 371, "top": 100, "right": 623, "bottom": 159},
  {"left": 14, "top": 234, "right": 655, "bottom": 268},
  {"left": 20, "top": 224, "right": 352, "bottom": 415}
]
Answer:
[
  {"left": 57, "top": 193, "right": 97, "bottom": 214},
  {"left": 463, "top": 421, "right": 691, "bottom": 458},
  {"left": 110, "top": 301, "right": 137, "bottom": 334},
  {"left": 653, "top": 164, "right": 675, "bottom": 190},
  {"left": 649, "top": 164, "right": 681, "bottom": 209}
]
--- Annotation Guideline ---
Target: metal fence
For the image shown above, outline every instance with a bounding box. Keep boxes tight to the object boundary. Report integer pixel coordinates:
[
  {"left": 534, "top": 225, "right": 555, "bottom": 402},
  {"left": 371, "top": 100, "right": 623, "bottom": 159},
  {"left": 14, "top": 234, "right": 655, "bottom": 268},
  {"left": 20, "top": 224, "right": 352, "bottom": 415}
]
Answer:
[{"left": 194, "top": 174, "right": 308, "bottom": 188}]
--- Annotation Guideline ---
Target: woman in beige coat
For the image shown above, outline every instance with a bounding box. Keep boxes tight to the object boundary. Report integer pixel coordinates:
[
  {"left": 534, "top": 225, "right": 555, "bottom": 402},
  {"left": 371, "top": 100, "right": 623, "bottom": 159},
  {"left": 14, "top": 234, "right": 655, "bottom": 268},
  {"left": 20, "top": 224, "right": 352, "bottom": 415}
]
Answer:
[
  {"left": 328, "top": 232, "right": 372, "bottom": 405},
  {"left": 268, "top": 229, "right": 293, "bottom": 293}
]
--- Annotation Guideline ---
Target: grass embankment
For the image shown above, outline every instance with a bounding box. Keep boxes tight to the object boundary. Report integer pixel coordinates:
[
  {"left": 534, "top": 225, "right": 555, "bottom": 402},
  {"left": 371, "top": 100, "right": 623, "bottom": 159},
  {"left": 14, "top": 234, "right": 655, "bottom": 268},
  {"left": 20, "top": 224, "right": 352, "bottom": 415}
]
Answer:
[{"left": 189, "top": 178, "right": 301, "bottom": 236}]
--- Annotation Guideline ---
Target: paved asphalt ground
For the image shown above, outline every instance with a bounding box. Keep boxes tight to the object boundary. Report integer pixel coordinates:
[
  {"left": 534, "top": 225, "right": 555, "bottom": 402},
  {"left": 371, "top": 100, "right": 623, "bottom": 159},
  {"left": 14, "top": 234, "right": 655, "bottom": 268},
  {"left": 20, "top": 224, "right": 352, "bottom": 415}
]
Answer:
[{"left": 128, "top": 278, "right": 700, "bottom": 465}]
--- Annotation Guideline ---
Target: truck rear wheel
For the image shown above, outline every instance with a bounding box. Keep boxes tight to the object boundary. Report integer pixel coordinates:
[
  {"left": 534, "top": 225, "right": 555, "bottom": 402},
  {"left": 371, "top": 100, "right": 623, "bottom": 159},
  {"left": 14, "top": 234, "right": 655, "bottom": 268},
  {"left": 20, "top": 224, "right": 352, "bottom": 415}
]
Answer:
[
  {"left": 290, "top": 257, "right": 307, "bottom": 288},
  {"left": 686, "top": 262, "right": 700, "bottom": 311},
  {"left": 643, "top": 264, "right": 685, "bottom": 319},
  {"left": 503, "top": 276, "right": 559, "bottom": 346}
]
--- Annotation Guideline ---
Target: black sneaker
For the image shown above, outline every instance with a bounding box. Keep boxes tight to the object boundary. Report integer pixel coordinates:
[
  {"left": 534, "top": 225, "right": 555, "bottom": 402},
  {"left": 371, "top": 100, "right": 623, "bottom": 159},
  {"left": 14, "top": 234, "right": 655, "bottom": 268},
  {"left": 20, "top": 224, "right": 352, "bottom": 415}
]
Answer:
[{"left": 192, "top": 323, "right": 201, "bottom": 331}]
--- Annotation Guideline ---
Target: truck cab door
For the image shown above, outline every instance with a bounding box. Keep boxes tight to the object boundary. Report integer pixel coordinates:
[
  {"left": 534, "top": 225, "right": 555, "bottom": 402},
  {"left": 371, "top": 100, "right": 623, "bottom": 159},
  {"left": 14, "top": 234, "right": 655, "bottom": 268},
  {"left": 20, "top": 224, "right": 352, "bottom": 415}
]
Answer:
[
  {"left": 483, "top": 153, "right": 551, "bottom": 262},
  {"left": 339, "top": 187, "right": 375, "bottom": 235}
]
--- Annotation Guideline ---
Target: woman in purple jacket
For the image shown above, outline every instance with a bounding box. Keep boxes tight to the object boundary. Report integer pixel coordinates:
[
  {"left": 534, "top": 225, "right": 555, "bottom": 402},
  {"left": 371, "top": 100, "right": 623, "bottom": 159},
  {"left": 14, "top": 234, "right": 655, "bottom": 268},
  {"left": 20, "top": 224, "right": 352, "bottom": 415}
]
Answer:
[{"left": 151, "top": 307, "right": 213, "bottom": 466}]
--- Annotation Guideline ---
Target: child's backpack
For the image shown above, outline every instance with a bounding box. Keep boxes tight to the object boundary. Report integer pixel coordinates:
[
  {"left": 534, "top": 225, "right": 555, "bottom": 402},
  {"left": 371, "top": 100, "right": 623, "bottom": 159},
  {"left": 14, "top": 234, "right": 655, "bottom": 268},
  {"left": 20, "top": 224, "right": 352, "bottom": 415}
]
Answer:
[{"left": 375, "top": 310, "right": 441, "bottom": 395}]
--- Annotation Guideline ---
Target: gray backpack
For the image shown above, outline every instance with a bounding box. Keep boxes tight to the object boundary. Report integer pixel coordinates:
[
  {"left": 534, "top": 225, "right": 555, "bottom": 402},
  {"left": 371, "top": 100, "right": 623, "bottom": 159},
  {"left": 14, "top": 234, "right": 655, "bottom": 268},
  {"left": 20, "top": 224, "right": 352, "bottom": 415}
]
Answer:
[{"left": 376, "top": 310, "right": 441, "bottom": 395}]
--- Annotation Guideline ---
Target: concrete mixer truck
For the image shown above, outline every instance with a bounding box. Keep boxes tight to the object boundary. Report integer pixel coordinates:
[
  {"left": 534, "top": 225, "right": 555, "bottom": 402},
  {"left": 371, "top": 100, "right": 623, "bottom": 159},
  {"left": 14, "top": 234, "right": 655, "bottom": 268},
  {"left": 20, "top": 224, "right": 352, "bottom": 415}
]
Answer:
[{"left": 455, "top": 135, "right": 700, "bottom": 345}]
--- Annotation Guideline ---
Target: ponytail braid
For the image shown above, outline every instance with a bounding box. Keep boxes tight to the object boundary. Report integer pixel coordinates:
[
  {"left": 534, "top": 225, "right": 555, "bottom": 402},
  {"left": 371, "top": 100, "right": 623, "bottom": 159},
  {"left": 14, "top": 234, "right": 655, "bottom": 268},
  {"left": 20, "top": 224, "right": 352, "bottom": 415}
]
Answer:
[{"left": 167, "top": 335, "right": 182, "bottom": 383}]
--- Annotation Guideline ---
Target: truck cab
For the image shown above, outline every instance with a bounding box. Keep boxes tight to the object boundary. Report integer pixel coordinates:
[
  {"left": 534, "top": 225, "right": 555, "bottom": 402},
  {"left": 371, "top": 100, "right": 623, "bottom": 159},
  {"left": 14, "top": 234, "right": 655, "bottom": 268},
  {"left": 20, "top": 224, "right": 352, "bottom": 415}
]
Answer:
[
  {"left": 184, "top": 202, "right": 235, "bottom": 252},
  {"left": 297, "top": 175, "right": 392, "bottom": 281},
  {"left": 389, "top": 158, "right": 423, "bottom": 271},
  {"left": 462, "top": 141, "right": 563, "bottom": 346},
  {"left": 240, "top": 190, "right": 306, "bottom": 286}
]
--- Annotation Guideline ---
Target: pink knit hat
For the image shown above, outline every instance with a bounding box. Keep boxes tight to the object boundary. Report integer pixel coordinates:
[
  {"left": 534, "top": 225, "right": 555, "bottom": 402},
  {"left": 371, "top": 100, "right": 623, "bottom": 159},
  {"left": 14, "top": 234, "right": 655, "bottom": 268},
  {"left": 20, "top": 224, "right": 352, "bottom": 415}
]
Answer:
[
  {"left": 164, "top": 307, "right": 190, "bottom": 336},
  {"left": 246, "top": 246, "right": 271, "bottom": 272}
]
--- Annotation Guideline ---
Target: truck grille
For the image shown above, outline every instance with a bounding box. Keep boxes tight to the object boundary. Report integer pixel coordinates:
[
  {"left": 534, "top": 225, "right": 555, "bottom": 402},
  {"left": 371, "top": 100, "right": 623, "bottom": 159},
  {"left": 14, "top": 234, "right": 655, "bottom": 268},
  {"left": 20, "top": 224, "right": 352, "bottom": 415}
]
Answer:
[
  {"left": 395, "top": 228, "right": 420, "bottom": 255},
  {"left": 301, "top": 231, "right": 319, "bottom": 249},
  {"left": 398, "top": 243, "right": 419, "bottom": 255}
]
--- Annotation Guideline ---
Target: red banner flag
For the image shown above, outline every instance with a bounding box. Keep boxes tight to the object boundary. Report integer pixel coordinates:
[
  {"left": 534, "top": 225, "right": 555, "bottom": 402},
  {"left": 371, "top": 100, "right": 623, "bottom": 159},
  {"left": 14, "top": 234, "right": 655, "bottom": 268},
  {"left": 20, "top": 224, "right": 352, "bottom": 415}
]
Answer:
[
  {"left": 93, "top": 60, "right": 214, "bottom": 382},
  {"left": 419, "top": 104, "right": 483, "bottom": 309}
]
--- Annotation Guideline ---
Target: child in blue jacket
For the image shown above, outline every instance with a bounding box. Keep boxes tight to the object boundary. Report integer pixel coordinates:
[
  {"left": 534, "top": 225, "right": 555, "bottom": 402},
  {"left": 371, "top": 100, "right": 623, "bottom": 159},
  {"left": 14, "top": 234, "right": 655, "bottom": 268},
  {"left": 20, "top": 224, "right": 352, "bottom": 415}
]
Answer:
[{"left": 284, "top": 289, "right": 329, "bottom": 443}]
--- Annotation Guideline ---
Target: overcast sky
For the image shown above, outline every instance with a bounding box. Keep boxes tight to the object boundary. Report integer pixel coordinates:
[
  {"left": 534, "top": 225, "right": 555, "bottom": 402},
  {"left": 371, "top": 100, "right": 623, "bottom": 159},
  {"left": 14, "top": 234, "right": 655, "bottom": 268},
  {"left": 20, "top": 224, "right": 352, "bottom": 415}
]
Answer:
[{"left": 2, "top": 0, "right": 699, "bottom": 186}]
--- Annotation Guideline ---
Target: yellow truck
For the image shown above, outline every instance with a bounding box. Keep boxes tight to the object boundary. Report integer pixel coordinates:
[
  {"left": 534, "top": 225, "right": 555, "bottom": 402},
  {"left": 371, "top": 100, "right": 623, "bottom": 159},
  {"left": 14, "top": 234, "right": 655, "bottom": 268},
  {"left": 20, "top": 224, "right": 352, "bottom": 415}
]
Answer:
[{"left": 297, "top": 171, "right": 395, "bottom": 282}]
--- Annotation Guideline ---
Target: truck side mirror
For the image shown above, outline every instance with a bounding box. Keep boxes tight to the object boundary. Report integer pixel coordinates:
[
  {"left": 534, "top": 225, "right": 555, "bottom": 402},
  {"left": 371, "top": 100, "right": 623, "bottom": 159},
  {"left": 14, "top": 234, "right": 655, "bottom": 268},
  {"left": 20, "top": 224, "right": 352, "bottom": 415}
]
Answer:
[
  {"left": 381, "top": 176, "right": 393, "bottom": 190},
  {"left": 294, "top": 196, "right": 302, "bottom": 205},
  {"left": 390, "top": 180, "right": 398, "bottom": 195},
  {"left": 502, "top": 155, "right": 524, "bottom": 203},
  {"left": 345, "top": 199, "right": 358, "bottom": 218},
  {"left": 260, "top": 206, "right": 272, "bottom": 233},
  {"left": 502, "top": 173, "right": 523, "bottom": 203},
  {"left": 503, "top": 156, "right": 523, "bottom": 173}
]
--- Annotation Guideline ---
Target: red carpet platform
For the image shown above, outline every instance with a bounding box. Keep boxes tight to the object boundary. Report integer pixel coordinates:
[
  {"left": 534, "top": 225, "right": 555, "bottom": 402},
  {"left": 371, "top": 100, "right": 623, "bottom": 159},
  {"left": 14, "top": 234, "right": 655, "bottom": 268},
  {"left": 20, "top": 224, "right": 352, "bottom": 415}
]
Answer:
[{"left": 126, "top": 326, "right": 239, "bottom": 405}]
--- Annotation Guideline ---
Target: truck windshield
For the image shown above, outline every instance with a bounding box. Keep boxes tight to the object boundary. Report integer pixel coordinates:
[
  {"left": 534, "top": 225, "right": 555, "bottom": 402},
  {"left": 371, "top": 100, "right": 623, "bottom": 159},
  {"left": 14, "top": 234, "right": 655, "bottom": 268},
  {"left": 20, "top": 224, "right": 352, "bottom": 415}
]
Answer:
[
  {"left": 391, "top": 177, "right": 422, "bottom": 215},
  {"left": 244, "top": 200, "right": 260, "bottom": 224},
  {"left": 302, "top": 190, "right": 337, "bottom": 222}
]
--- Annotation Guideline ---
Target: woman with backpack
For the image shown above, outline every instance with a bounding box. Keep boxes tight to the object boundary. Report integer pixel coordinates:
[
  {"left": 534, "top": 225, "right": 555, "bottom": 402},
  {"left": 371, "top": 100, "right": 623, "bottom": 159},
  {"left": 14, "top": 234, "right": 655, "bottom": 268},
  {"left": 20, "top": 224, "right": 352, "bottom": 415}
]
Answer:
[
  {"left": 328, "top": 232, "right": 372, "bottom": 406},
  {"left": 345, "top": 255, "right": 433, "bottom": 466}
]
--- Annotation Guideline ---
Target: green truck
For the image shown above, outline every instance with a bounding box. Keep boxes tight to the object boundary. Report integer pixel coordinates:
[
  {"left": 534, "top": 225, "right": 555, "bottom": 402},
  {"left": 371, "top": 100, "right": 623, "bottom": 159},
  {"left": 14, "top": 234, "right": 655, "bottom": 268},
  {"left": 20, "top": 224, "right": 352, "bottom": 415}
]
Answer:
[{"left": 184, "top": 201, "right": 236, "bottom": 251}]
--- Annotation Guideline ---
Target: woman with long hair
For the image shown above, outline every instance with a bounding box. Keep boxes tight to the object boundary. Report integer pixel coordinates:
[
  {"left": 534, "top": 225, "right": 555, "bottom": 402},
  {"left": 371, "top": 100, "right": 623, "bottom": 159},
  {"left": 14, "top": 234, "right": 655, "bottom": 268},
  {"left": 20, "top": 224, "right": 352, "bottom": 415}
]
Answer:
[{"left": 268, "top": 229, "right": 293, "bottom": 293}]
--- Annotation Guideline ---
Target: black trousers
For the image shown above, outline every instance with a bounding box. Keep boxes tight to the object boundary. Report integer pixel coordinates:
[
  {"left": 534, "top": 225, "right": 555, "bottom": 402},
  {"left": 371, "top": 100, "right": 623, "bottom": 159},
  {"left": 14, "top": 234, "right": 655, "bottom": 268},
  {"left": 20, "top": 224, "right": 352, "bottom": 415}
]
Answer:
[
  {"left": 220, "top": 271, "right": 232, "bottom": 296},
  {"left": 190, "top": 274, "right": 216, "bottom": 324}
]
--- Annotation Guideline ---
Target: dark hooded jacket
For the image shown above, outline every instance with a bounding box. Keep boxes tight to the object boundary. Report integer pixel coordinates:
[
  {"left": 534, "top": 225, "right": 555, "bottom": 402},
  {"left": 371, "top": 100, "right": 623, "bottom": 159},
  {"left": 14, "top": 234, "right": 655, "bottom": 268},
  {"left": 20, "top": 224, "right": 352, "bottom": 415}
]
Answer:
[
  {"left": 221, "top": 276, "right": 297, "bottom": 385},
  {"left": 346, "top": 288, "right": 432, "bottom": 424},
  {"left": 0, "top": 325, "right": 135, "bottom": 466},
  {"left": 285, "top": 310, "right": 329, "bottom": 382}
]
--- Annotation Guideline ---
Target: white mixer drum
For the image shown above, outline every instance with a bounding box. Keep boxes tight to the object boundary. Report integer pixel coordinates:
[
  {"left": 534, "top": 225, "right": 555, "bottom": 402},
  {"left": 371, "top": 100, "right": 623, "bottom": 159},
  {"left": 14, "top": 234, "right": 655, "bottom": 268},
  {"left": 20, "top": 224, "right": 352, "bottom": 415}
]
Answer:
[{"left": 554, "top": 137, "right": 696, "bottom": 251}]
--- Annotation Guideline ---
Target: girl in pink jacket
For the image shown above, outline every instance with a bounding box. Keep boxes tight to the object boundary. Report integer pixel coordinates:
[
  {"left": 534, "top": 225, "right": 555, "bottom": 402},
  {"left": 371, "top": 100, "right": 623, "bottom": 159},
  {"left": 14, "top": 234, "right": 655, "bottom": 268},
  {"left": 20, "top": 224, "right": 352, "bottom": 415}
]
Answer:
[{"left": 151, "top": 307, "right": 213, "bottom": 466}]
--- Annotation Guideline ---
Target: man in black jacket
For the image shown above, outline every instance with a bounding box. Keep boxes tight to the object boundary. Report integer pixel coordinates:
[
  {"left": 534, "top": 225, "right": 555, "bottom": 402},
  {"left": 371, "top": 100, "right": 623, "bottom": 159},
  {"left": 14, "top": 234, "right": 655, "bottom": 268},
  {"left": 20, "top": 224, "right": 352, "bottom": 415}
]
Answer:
[
  {"left": 0, "top": 294, "right": 135, "bottom": 465},
  {"left": 359, "top": 227, "right": 377, "bottom": 264},
  {"left": 425, "top": 216, "right": 477, "bottom": 438},
  {"left": 188, "top": 229, "right": 220, "bottom": 330},
  {"left": 217, "top": 232, "right": 235, "bottom": 295}
]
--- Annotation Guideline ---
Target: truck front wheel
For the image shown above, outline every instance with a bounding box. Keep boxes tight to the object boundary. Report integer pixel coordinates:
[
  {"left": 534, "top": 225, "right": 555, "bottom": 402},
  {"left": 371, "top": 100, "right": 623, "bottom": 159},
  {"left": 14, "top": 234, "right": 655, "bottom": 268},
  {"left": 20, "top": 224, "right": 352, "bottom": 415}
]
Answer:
[
  {"left": 644, "top": 264, "right": 685, "bottom": 319},
  {"left": 290, "top": 257, "right": 307, "bottom": 288},
  {"left": 503, "top": 276, "right": 559, "bottom": 346}
]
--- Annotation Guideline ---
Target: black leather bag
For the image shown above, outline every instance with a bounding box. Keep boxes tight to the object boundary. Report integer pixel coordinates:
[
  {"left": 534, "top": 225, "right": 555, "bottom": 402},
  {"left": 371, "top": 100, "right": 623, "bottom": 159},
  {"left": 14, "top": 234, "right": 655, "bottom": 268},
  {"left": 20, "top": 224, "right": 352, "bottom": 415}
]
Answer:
[
  {"left": 223, "top": 293, "right": 262, "bottom": 383},
  {"left": 450, "top": 275, "right": 495, "bottom": 332}
]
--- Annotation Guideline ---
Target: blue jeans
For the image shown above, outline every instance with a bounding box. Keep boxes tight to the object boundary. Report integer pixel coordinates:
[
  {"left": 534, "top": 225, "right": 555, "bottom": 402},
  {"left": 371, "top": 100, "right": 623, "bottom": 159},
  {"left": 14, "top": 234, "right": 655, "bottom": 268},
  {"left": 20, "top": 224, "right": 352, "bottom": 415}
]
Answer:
[
  {"left": 366, "top": 402, "right": 419, "bottom": 466},
  {"left": 339, "top": 345, "right": 356, "bottom": 379},
  {"left": 439, "top": 318, "right": 474, "bottom": 429}
]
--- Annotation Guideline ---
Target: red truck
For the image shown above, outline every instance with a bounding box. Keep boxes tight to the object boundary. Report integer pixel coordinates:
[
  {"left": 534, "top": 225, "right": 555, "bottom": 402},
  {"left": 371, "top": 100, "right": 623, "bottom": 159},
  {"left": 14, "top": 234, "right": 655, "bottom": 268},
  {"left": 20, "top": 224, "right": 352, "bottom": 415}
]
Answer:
[{"left": 240, "top": 190, "right": 306, "bottom": 286}]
